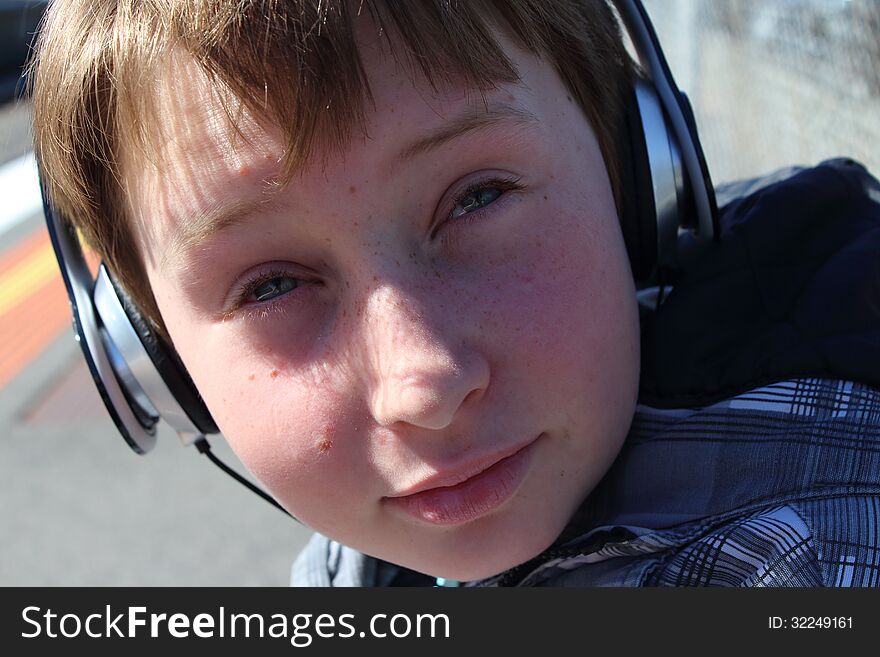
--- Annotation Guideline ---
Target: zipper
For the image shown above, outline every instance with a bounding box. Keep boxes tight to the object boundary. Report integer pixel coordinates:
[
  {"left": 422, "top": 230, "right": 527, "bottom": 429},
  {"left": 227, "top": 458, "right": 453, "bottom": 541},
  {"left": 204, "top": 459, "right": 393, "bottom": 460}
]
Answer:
[{"left": 495, "top": 526, "right": 638, "bottom": 587}]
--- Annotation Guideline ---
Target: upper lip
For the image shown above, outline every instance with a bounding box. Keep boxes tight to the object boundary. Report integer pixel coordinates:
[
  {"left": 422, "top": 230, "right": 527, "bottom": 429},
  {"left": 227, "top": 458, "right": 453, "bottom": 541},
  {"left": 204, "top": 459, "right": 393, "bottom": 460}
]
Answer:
[{"left": 385, "top": 435, "right": 540, "bottom": 498}]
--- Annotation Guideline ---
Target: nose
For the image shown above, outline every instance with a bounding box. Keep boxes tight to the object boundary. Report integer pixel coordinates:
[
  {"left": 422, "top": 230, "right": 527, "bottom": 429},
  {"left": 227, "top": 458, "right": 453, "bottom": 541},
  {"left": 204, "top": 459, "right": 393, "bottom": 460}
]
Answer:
[{"left": 360, "top": 284, "right": 490, "bottom": 431}]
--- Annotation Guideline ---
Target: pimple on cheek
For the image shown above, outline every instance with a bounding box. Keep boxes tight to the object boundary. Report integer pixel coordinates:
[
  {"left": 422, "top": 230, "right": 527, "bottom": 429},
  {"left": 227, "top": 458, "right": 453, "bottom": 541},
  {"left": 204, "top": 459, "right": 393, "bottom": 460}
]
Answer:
[
  {"left": 313, "top": 426, "right": 336, "bottom": 455},
  {"left": 270, "top": 369, "right": 279, "bottom": 378}
]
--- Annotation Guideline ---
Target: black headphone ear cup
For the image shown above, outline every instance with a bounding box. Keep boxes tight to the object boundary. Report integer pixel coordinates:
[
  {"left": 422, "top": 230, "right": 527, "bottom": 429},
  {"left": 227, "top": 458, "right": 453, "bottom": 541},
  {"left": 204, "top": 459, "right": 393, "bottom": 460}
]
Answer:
[
  {"left": 106, "top": 272, "right": 219, "bottom": 435},
  {"left": 617, "top": 82, "right": 658, "bottom": 282}
]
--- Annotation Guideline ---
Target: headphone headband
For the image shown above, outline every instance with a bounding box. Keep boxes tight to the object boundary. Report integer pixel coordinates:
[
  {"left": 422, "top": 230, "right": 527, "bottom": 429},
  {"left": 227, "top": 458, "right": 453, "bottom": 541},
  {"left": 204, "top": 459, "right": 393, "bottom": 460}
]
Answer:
[{"left": 615, "top": 0, "right": 719, "bottom": 253}]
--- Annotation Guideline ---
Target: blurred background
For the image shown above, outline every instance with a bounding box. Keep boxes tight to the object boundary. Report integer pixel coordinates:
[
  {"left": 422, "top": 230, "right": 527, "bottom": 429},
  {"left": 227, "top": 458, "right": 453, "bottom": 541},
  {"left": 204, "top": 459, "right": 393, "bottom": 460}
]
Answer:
[
  {"left": 0, "top": 0, "right": 878, "bottom": 585},
  {"left": 645, "top": 0, "right": 880, "bottom": 180}
]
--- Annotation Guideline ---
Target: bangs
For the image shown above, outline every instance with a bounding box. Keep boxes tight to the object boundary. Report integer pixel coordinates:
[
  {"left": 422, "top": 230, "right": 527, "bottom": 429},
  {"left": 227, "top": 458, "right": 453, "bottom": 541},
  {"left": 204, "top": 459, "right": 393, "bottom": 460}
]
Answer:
[{"left": 167, "top": 0, "right": 526, "bottom": 178}]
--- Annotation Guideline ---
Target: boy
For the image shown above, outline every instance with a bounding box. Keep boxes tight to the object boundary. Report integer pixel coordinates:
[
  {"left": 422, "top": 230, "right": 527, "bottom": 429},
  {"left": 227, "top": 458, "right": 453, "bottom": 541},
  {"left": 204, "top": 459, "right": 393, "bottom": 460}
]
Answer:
[{"left": 32, "top": 0, "right": 880, "bottom": 586}]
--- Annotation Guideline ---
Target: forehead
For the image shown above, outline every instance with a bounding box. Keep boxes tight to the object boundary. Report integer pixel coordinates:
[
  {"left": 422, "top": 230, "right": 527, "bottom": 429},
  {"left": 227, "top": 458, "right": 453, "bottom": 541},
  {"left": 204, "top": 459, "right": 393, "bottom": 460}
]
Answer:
[{"left": 123, "top": 27, "right": 554, "bottom": 263}]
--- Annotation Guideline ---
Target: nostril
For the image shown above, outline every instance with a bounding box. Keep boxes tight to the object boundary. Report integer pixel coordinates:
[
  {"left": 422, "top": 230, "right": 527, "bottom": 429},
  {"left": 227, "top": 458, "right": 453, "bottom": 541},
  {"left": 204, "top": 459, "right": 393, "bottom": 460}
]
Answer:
[
  {"left": 461, "top": 387, "right": 484, "bottom": 408},
  {"left": 372, "top": 374, "right": 486, "bottom": 431}
]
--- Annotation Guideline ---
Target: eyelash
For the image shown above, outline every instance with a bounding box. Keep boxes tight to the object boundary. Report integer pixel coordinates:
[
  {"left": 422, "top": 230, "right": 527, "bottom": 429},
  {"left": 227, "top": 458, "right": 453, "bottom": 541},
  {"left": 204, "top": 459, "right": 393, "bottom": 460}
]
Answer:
[
  {"left": 229, "top": 175, "right": 525, "bottom": 316},
  {"left": 229, "top": 268, "right": 310, "bottom": 320},
  {"left": 442, "top": 174, "right": 524, "bottom": 229}
]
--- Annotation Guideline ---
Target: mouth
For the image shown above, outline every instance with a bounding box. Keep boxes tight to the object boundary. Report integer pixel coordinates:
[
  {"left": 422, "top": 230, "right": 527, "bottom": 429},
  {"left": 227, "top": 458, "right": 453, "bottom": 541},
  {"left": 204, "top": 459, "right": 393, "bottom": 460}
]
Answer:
[{"left": 383, "top": 434, "right": 542, "bottom": 526}]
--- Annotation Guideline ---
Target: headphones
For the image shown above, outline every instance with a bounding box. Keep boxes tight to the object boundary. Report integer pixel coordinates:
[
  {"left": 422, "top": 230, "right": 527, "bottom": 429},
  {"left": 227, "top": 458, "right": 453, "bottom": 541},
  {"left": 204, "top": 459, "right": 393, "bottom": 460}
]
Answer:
[
  {"left": 39, "top": 0, "right": 719, "bottom": 514},
  {"left": 615, "top": 0, "right": 719, "bottom": 280}
]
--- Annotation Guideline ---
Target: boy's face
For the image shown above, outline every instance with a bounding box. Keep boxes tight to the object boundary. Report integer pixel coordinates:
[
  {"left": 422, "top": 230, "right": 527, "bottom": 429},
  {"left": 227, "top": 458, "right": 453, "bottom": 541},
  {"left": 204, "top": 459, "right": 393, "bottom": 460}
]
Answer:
[{"left": 127, "top": 27, "right": 640, "bottom": 580}]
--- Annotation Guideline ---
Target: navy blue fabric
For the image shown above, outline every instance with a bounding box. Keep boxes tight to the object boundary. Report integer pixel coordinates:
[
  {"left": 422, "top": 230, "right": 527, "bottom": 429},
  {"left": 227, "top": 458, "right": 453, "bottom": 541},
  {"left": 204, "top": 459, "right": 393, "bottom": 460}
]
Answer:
[{"left": 639, "top": 159, "right": 880, "bottom": 407}]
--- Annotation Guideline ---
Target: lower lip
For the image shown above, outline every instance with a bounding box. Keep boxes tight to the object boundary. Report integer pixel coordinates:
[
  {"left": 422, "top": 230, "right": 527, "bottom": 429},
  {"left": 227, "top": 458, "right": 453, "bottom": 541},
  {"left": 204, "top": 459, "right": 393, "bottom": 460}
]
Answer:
[{"left": 385, "top": 438, "right": 539, "bottom": 526}]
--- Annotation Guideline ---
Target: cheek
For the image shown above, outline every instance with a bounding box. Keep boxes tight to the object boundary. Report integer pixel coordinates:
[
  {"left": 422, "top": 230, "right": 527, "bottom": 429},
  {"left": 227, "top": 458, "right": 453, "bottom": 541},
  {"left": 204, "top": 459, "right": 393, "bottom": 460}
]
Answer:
[
  {"left": 210, "top": 371, "right": 375, "bottom": 524},
  {"left": 163, "top": 318, "right": 370, "bottom": 512},
  {"left": 208, "top": 362, "right": 345, "bottom": 458},
  {"left": 477, "top": 201, "right": 640, "bottom": 485},
  {"left": 476, "top": 204, "right": 636, "bottom": 381}
]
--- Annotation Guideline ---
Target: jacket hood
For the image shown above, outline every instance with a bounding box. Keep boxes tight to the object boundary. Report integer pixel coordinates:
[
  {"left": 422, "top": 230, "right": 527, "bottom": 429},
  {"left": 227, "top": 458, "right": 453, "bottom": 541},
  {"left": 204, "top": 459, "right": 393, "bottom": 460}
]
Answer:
[{"left": 639, "top": 158, "right": 880, "bottom": 408}]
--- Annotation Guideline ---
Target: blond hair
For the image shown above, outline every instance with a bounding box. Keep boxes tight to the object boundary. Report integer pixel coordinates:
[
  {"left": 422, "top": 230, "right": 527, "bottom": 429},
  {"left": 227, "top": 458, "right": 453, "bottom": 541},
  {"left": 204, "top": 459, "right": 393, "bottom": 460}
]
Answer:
[{"left": 31, "top": 0, "right": 634, "bottom": 336}]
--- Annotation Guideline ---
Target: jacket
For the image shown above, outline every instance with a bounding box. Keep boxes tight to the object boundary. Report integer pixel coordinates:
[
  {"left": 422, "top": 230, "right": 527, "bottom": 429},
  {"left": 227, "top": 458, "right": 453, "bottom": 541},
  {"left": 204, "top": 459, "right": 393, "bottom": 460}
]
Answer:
[{"left": 291, "top": 158, "right": 880, "bottom": 587}]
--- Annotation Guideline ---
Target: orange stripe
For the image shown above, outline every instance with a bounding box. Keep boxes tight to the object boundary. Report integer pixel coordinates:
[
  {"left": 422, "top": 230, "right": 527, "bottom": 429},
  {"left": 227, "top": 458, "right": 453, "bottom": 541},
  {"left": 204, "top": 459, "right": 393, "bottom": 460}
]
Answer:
[
  {"left": 0, "top": 226, "right": 106, "bottom": 390},
  {"left": 0, "top": 241, "right": 58, "bottom": 315},
  {"left": 0, "top": 276, "right": 69, "bottom": 344},
  {"left": 0, "top": 227, "right": 101, "bottom": 277},
  {"left": 0, "top": 292, "right": 68, "bottom": 363},
  {"left": 0, "top": 228, "right": 51, "bottom": 278},
  {"left": 84, "top": 245, "right": 101, "bottom": 276},
  {"left": 0, "top": 282, "right": 70, "bottom": 366},
  {"left": 0, "top": 303, "right": 71, "bottom": 389},
  {"left": 0, "top": 275, "right": 72, "bottom": 390}
]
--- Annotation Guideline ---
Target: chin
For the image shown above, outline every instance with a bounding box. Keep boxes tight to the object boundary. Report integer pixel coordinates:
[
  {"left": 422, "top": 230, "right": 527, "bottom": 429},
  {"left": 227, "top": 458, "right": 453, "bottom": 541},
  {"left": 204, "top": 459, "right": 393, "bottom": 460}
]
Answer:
[
  {"left": 427, "top": 541, "right": 558, "bottom": 583},
  {"left": 395, "top": 513, "right": 565, "bottom": 583}
]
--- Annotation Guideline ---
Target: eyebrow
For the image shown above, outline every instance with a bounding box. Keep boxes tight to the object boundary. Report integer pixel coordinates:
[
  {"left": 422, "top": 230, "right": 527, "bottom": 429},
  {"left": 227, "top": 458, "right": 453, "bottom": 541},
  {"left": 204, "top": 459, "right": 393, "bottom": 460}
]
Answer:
[
  {"left": 389, "top": 102, "right": 539, "bottom": 170},
  {"left": 164, "top": 102, "right": 539, "bottom": 268},
  {"left": 162, "top": 195, "right": 283, "bottom": 272}
]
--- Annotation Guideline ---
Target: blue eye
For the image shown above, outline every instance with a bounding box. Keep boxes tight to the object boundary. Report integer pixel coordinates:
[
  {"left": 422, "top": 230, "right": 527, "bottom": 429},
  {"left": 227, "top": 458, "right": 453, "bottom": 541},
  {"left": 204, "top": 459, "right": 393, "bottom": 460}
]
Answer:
[
  {"left": 227, "top": 269, "right": 310, "bottom": 319},
  {"left": 250, "top": 275, "right": 299, "bottom": 302},
  {"left": 446, "top": 176, "right": 524, "bottom": 226},
  {"left": 451, "top": 185, "right": 503, "bottom": 218}
]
